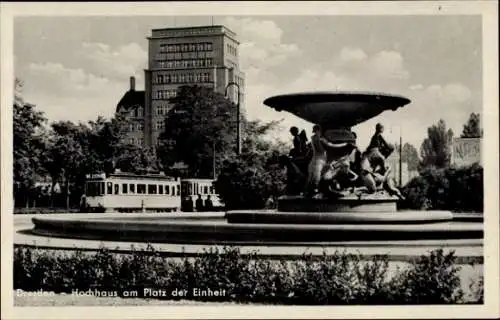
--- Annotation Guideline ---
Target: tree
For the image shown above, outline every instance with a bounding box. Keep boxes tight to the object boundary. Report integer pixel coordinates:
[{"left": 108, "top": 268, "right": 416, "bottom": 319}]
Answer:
[
  {"left": 394, "top": 143, "right": 420, "bottom": 171},
  {"left": 461, "top": 112, "right": 482, "bottom": 138},
  {"left": 13, "top": 79, "right": 48, "bottom": 207},
  {"left": 215, "top": 120, "right": 286, "bottom": 210},
  {"left": 157, "top": 85, "right": 239, "bottom": 178},
  {"left": 420, "top": 119, "right": 454, "bottom": 169},
  {"left": 41, "top": 115, "right": 133, "bottom": 209},
  {"left": 115, "top": 144, "right": 157, "bottom": 174},
  {"left": 43, "top": 121, "right": 88, "bottom": 209}
]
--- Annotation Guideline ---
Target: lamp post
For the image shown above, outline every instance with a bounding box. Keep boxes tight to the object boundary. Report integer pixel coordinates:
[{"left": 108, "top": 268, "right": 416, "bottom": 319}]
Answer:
[
  {"left": 224, "top": 81, "right": 241, "bottom": 155},
  {"left": 399, "top": 128, "right": 403, "bottom": 187},
  {"left": 212, "top": 139, "right": 216, "bottom": 180},
  {"left": 391, "top": 125, "right": 403, "bottom": 187}
]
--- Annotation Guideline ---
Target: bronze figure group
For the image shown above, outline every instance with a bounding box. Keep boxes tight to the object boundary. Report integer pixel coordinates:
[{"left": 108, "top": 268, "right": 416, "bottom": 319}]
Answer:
[{"left": 282, "top": 123, "right": 404, "bottom": 200}]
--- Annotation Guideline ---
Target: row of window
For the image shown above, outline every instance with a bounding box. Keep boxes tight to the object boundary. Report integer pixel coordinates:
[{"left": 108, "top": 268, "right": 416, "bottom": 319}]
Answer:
[
  {"left": 128, "top": 122, "right": 144, "bottom": 132},
  {"left": 86, "top": 181, "right": 181, "bottom": 196},
  {"left": 153, "top": 73, "right": 212, "bottom": 86},
  {"left": 159, "top": 42, "right": 213, "bottom": 53},
  {"left": 86, "top": 181, "right": 216, "bottom": 197},
  {"left": 181, "top": 183, "right": 215, "bottom": 196},
  {"left": 119, "top": 106, "right": 144, "bottom": 118},
  {"left": 226, "top": 44, "right": 238, "bottom": 56},
  {"left": 155, "top": 119, "right": 165, "bottom": 130},
  {"left": 154, "top": 72, "right": 212, "bottom": 84},
  {"left": 127, "top": 137, "right": 144, "bottom": 146},
  {"left": 153, "top": 89, "right": 178, "bottom": 100},
  {"left": 155, "top": 58, "right": 214, "bottom": 69},
  {"left": 156, "top": 104, "right": 171, "bottom": 116}
]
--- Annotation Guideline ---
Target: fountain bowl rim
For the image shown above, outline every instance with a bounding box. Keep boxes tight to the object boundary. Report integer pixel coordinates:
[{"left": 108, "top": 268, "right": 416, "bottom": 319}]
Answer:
[{"left": 263, "top": 91, "right": 411, "bottom": 109}]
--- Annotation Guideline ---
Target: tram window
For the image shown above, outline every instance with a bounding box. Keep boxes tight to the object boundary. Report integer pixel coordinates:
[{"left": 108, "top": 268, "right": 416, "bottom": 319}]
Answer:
[
  {"left": 137, "top": 184, "right": 146, "bottom": 194},
  {"left": 158, "top": 185, "right": 164, "bottom": 194},
  {"left": 188, "top": 184, "right": 192, "bottom": 195},
  {"left": 107, "top": 182, "right": 113, "bottom": 195},
  {"left": 203, "top": 186, "right": 208, "bottom": 194},
  {"left": 177, "top": 185, "right": 181, "bottom": 196},
  {"left": 181, "top": 184, "right": 187, "bottom": 195},
  {"left": 210, "top": 186, "right": 214, "bottom": 194},
  {"left": 148, "top": 184, "right": 157, "bottom": 194},
  {"left": 129, "top": 184, "right": 135, "bottom": 193},
  {"left": 165, "top": 185, "right": 170, "bottom": 195},
  {"left": 122, "top": 184, "right": 128, "bottom": 194},
  {"left": 114, "top": 184, "right": 119, "bottom": 195},
  {"left": 172, "top": 186, "right": 176, "bottom": 195},
  {"left": 100, "top": 182, "right": 105, "bottom": 195}
]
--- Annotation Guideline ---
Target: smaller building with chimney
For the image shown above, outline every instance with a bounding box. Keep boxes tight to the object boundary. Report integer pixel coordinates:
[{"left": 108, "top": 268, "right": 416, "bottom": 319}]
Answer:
[{"left": 116, "top": 76, "right": 146, "bottom": 146}]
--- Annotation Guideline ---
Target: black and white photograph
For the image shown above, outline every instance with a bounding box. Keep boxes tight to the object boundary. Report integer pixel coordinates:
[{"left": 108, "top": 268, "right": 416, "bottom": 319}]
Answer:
[{"left": 1, "top": 1, "right": 499, "bottom": 319}]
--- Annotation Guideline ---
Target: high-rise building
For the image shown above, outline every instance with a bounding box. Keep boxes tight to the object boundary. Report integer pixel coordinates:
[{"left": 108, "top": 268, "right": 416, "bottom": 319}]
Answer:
[{"left": 117, "top": 25, "right": 245, "bottom": 149}]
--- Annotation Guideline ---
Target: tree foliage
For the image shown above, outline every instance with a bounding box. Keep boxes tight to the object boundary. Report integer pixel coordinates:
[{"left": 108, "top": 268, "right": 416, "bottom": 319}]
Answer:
[
  {"left": 461, "top": 112, "right": 482, "bottom": 138},
  {"left": 420, "top": 119, "right": 454, "bottom": 169},
  {"left": 215, "top": 120, "right": 286, "bottom": 210},
  {"left": 400, "top": 163, "right": 483, "bottom": 212},
  {"left": 400, "top": 143, "right": 420, "bottom": 171},
  {"left": 13, "top": 79, "right": 48, "bottom": 205},
  {"left": 157, "top": 85, "right": 239, "bottom": 178}
]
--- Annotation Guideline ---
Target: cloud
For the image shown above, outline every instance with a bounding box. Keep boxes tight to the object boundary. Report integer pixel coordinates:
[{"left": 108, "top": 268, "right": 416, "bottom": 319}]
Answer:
[
  {"left": 79, "top": 42, "right": 147, "bottom": 83},
  {"left": 27, "top": 62, "right": 112, "bottom": 94},
  {"left": 223, "top": 17, "right": 301, "bottom": 72},
  {"left": 17, "top": 41, "right": 148, "bottom": 123},
  {"left": 339, "top": 47, "right": 368, "bottom": 64},
  {"left": 21, "top": 62, "right": 126, "bottom": 123},
  {"left": 333, "top": 47, "right": 410, "bottom": 87}
]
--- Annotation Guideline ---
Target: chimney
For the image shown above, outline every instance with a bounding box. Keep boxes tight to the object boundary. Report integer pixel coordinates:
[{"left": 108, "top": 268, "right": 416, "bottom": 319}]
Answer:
[{"left": 130, "top": 76, "right": 136, "bottom": 91}]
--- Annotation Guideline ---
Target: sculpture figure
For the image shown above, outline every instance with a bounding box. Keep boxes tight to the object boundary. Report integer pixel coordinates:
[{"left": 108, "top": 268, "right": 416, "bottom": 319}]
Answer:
[
  {"left": 305, "top": 125, "right": 346, "bottom": 195},
  {"left": 365, "top": 123, "right": 394, "bottom": 171}
]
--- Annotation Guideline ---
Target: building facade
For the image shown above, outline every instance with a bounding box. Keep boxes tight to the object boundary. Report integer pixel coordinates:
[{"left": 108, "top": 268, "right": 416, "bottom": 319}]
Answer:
[
  {"left": 144, "top": 25, "right": 245, "bottom": 148},
  {"left": 451, "top": 137, "right": 482, "bottom": 167},
  {"left": 116, "top": 77, "right": 146, "bottom": 146},
  {"left": 116, "top": 25, "right": 245, "bottom": 149}
]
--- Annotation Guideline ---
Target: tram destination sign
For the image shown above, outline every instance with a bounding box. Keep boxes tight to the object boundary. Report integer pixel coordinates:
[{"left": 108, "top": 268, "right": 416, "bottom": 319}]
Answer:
[{"left": 86, "top": 173, "right": 106, "bottom": 180}]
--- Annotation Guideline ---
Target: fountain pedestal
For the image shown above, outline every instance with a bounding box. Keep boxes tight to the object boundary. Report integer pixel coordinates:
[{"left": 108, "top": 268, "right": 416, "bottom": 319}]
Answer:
[{"left": 277, "top": 194, "right": 398, "bottom": 213}]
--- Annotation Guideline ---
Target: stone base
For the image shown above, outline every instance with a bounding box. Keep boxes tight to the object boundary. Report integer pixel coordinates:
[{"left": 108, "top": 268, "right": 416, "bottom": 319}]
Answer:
[
  {"left": 278, "top": 194, "right": 398, "bottom": 213},
  {"left": 225, "top": 210, "right": 454, "bottom": 224}
]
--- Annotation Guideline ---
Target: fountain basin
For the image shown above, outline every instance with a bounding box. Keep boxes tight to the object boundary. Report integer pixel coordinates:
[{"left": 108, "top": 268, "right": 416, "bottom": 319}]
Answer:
[
  {"left": 30, "top": 212, "right": 482, "bottom": 245},
  {"left": 263, "top": 92, "right": 411, "bottom": 129},
  {"left": 225, "top": 210, "right": 454, "bottom": 224}
]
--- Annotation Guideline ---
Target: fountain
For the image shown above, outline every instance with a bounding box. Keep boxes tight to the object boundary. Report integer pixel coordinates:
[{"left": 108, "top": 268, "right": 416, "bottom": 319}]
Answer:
[{"left": 25, "top": 92, "right": 482, "bottom": 260}]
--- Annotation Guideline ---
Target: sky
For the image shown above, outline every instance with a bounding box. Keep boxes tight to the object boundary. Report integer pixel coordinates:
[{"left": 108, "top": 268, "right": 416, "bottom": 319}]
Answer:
[{"left": 14, "top": 14, "right": 482, "bottom": 151}]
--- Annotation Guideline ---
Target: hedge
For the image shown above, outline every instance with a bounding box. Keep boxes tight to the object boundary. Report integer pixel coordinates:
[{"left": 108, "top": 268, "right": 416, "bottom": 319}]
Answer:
[
  {"left": 400, "top": 163, "right": 483, "bottom": 212},
  {"left": 13, "top": 246, "right": 483, "bottom": 304}
]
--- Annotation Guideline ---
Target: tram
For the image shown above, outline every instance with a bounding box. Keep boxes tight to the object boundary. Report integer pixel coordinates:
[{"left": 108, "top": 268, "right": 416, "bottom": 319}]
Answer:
[
  {"left": 84, "top": 171, "right": 223, "bottom": 212},
  {"left": 85, "top": 171, "right": 181, "bottom": 212},
  {"left": 181, "top": 178, "right": 224, "bottom": 211}
]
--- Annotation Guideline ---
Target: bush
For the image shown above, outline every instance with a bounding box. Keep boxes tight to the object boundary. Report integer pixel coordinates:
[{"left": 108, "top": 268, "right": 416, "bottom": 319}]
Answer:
[
  {"left": 400, "top": 163, "right": 483, "bottom": 212},
  {"left": 13, "top": 246, "right": 479, "bottom": 304}
]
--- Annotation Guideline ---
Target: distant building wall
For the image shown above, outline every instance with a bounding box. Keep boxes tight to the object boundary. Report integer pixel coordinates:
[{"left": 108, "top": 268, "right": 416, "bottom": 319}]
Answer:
[{"left": 451, "top": 137, "right": 482, "bottom": 167}]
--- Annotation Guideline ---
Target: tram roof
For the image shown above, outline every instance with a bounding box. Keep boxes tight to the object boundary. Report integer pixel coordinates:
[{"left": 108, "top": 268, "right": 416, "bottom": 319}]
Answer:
[{"left": 87, "top": 172, "right": 178, "bottom": 181}]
